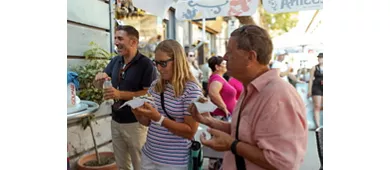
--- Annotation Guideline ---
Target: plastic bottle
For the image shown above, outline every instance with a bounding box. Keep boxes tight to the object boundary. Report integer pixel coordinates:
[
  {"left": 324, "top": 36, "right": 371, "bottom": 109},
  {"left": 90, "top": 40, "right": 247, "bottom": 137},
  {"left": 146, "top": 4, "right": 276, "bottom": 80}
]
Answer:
[{"left": 103, "top": 78, "right": 115, "bottom": 105}]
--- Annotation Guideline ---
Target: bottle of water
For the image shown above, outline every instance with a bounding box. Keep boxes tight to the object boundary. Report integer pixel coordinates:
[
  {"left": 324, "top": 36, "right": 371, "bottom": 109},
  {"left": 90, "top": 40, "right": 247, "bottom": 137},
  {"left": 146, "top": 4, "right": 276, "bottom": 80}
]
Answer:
[{"left": 103, "top": 78, "right": 115, "bottom": 105}]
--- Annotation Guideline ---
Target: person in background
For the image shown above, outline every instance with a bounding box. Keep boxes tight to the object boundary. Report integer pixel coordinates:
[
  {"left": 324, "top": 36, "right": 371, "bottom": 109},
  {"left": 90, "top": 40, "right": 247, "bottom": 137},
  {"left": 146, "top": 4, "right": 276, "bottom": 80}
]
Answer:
[
  {"left": 187, "top": 51, "right": 203, "bottom": 84},
  {"left": 308, "top": 53, "right": 323, "bottom": 130},
  {"left": 304, "top": 68, "right": 311, "bottom": 82},
  {"left": 207, "top": 56, "right": 237, "bottom": 120},
  {"left": 207, "top": 56, "right": 238, "bottom": 169},
  {"left": 223, "top": 72, "right": 230, "bottom": 81},
  {"left": 132, "top": 39, "right": 202, "bottom": 170},
  {"left": 297, "top": 68, "right": 311, "bottom": 83},
  {"left": 200, "top": 56, "right": 212, "bottom": 97},
  {"left": 228, "top": 77, "right": 243, "bottom": 100},
  {"left": 272, "top": 54, "right": 304, "bottom": 85},
  {"left": 271, "top": 52, "right": 291, "bottom": 82},
  {"left": 93, "top": 25, "right": 157, "bottom": 170}
]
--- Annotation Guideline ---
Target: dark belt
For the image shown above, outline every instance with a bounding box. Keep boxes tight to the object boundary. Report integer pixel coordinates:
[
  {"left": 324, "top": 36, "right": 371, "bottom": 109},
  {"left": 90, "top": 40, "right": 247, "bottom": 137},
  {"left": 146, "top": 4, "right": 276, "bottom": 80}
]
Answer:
[{"left": 111, "top": 104, "right": 138, "bottom": 124}]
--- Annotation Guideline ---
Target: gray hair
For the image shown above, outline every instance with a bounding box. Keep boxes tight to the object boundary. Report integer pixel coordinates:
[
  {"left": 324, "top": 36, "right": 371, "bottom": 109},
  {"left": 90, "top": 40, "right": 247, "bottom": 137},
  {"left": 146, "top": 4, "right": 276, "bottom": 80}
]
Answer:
[{"left": 230, "top": 25, "right": 274, "bottom": 65}]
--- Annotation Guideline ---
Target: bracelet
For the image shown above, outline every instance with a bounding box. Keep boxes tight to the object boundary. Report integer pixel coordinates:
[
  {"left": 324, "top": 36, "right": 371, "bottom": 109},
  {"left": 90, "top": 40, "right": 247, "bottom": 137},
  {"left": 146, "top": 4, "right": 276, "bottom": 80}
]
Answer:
[
  {"left": 153, "top": 115, "right": 165, "bottom": 126},
  {"left": 230, "top": 139, "right": 240, "bottom": 155}
]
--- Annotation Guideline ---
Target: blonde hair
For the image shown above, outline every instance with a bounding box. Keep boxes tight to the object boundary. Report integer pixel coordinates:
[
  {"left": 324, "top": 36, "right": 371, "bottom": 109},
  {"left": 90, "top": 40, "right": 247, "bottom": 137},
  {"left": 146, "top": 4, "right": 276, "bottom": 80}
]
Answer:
[{"left": 154, "top": 40, "right": 199, "bottom": 97}]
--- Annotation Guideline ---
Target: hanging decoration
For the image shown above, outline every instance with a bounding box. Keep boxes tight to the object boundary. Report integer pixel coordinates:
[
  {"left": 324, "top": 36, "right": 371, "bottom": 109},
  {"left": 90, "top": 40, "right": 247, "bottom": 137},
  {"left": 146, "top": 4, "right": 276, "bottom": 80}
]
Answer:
[{"left": 115, "top": 0, "right": 146, "bottom": 19}]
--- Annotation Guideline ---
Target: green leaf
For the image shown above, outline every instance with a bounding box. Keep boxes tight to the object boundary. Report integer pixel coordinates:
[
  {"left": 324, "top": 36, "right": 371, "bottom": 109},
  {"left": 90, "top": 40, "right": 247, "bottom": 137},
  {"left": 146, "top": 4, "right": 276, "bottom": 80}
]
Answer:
[{"left": 73, "top": 41, "right": 110, "bottom": 104}]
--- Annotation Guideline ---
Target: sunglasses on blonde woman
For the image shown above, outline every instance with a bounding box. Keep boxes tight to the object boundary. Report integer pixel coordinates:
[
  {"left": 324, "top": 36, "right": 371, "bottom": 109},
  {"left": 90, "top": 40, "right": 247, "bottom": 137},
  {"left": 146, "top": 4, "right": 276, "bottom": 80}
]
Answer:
[{"left": 153, "top": 58, "right": 174, "bottom": 68}]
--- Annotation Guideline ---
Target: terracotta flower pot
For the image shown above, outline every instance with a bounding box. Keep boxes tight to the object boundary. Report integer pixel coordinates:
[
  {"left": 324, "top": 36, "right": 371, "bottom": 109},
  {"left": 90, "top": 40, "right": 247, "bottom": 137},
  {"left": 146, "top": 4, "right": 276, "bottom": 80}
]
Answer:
[{"left": 77, "top": 152, "right": 117, "bottom": 170}]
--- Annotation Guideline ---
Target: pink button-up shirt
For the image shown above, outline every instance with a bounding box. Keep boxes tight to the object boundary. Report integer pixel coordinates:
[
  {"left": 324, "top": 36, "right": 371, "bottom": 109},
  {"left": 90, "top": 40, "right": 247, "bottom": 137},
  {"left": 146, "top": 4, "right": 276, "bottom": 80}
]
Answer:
[{"left": 222, "top": 69, "right": 308, "bottom": 170}]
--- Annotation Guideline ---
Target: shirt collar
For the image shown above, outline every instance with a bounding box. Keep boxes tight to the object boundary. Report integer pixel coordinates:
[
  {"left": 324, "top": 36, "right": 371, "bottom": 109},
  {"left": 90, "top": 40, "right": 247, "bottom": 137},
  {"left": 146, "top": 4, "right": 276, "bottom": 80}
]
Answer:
[
  {"left": 119, "top": 50, "right": 142, "bottom": 65},
  {"left": 248, "top": 69, "right": 279, "bottom": 93}
]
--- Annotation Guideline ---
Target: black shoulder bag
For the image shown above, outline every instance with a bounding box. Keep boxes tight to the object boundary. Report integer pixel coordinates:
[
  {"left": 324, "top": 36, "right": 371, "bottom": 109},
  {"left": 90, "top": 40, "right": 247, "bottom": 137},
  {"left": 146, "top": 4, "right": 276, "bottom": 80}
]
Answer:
[{"left": 160, "top": 92, "right": 203, "bottom": 170}]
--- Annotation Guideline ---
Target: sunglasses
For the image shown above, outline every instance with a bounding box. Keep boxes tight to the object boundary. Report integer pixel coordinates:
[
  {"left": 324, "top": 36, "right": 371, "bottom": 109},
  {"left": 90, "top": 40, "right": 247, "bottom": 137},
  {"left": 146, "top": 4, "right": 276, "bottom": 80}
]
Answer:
[
  {"left": 153, "top": 58, "right": 173, "bottom": 68},
  {"left": 120, "top": 69, "right": 126, "bottom": 80}
]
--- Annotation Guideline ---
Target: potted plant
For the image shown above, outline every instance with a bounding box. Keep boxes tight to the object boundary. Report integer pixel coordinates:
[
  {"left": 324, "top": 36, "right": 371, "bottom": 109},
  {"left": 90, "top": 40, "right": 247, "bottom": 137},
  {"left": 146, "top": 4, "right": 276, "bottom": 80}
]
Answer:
[
  {"left": 77, "top": 115, "right": 117, "bottom": 170},
  {"left": 72, "top": 42, "right": 117, "bottom": 170}
]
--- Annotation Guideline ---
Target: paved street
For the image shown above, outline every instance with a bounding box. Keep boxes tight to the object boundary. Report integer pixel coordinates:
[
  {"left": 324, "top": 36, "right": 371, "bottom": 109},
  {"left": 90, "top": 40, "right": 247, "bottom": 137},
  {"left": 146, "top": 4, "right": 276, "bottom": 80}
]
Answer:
[{"left": 300, "top": 131, "right": 321, "bottom": 170}]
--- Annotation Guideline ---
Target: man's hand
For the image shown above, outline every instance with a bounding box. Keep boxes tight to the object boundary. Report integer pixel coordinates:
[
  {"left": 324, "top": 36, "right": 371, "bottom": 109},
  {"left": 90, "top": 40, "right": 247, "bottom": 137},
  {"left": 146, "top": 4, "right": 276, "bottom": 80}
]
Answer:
[
  {"left": 95, "top": 72, "right": 109, "bottom": 81},
  {"left": 94, "top": 72, "right": 109, "bottom": 88},
  {"left": 103, "top": 87, "right": 120, "bottom": 100},
  {"left": 200, "top": 128, "right": 235, "bottom": 152},
  {"left": 188, "top": 103, "right": 213, "bottom": 125},
  {"left": 132, "top": 102, "right": 161, "bottom": 121}
]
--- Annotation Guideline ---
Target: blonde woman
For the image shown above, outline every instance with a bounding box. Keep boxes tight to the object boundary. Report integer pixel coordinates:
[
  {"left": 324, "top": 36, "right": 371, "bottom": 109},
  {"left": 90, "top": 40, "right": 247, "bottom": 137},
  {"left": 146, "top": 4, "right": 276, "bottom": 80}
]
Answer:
[{"left": 131, "top": 40, "right": 203, "bottom": 170}]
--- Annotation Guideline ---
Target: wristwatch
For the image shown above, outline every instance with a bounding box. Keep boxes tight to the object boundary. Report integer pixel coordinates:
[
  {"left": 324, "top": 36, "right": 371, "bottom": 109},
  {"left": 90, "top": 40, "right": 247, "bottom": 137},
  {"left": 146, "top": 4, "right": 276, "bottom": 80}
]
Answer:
[
  {"left": 230, "top": 139, "right": 240, "bottom": 155},
  {"left": 153, "top": 115, "right": 165, "bottom": 126}
]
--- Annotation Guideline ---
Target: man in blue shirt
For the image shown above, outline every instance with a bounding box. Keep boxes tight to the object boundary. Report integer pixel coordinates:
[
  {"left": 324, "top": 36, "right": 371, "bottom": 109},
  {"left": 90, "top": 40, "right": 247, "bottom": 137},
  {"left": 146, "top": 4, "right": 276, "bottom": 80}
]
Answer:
[{"left": 93, "top": 25, "right": 156, "bottom": 170}]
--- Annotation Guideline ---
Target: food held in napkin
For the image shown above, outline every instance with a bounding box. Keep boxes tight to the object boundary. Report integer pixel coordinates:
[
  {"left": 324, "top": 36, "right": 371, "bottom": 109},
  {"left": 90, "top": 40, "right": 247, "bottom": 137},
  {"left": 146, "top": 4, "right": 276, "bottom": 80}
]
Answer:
[
  {"left": 193, "top": 97, "right": 218, "bottom": 113},
  {"left": 119, "top": 94, "right": 155, "bottom": 109}
]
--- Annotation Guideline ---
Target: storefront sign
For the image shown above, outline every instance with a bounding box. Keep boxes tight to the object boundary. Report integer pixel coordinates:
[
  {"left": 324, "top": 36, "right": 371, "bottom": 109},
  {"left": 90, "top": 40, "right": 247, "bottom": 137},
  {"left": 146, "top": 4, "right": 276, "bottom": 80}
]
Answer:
[
  {"left": 175, "top": 0, "right": 259, "bottom": 20},
  {"left": 263, "top": 0, "right": 323, "bottom": 14}
]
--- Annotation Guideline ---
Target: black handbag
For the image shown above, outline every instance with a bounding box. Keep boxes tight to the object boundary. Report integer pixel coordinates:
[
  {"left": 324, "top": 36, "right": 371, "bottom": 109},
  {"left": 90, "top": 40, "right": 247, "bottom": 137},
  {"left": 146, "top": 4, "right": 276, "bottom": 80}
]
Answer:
[{"left": 160, "top": 92, "right": 203, "bottom": 170}]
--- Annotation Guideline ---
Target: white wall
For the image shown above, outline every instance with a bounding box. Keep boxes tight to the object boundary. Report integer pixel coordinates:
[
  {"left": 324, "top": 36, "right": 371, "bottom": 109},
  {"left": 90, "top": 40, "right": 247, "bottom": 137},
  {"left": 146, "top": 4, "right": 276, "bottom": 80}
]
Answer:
[{"left": 67, "top": 0, "right": 114, "bottom": 168}]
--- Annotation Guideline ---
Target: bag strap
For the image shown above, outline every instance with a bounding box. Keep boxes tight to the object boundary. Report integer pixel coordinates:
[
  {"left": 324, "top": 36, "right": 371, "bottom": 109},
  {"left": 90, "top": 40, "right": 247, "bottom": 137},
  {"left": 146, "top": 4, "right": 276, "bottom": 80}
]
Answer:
[
  {"left": 160, "top": 91, "right": 203, "bottom": 169},
  {"left": 117, "top": 61, "right": 133, "bottom": 87},
  {"left": 160, "top": 92, "right": 175, "bottom": 120},
  {"left": 235, "top": 99, "right": 247, "bottom": 170}
]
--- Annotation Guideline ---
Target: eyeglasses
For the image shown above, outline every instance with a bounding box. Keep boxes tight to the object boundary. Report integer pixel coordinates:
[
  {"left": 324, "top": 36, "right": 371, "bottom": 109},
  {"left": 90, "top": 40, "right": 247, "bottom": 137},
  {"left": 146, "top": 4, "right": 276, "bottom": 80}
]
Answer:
[
  {"left": 153, "top": 58, "right": 174, "bottom": 68},
  {"left": 189, "top": 55, "right": 195, "bottom": 57}
]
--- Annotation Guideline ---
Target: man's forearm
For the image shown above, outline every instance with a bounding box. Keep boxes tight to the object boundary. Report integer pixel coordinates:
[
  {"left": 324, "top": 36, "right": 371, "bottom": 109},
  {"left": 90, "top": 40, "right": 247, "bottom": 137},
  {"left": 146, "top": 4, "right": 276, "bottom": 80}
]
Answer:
[
  {"left": 206, "top": 118, "right": 231, "bottom": 134},
  {"left": 235, "top": 141, "right": 277, "bottom": 170},
  {"left": 119, "top": 89, "right": 148, "bottom": 101}
]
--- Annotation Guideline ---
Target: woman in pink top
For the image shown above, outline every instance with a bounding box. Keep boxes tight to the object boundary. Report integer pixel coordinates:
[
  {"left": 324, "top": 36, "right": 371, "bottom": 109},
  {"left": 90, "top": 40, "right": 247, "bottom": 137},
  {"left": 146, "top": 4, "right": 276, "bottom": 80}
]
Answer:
[
  {"left": 207, "top": 56, "right": 237, "bottom": 119},
  {"left": 207, "top": 56, "right": 238, "bottom": 170},
  {"left": 228, "top": 77, "right": 243, "bottom": 100}
]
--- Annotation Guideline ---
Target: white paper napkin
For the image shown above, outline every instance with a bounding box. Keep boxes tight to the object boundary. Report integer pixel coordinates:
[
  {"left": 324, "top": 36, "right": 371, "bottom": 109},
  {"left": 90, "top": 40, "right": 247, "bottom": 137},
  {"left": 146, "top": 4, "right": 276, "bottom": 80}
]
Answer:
[
  {"left": 193, "top": 97, "right": 218, "bottom": 113},
  {"left": 119, "top": 97, "right": 155, "bottom": 109},
  {"left": 197, "top": 124, "right": 212, "bottom": 140}
]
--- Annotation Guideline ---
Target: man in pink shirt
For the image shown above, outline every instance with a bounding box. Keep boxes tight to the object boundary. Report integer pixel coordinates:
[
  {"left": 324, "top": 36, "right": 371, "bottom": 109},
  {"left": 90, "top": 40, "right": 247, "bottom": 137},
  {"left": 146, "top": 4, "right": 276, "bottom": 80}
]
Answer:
[{"left": 189, "top": 25, "right": 307, "bottom": 170}]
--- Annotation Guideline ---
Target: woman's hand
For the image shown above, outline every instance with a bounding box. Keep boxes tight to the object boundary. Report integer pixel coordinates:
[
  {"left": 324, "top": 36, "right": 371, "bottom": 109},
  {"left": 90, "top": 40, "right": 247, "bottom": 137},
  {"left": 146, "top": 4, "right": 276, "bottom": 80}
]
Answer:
[
  {"left": 132, "top": 103, "right": 161, "bottom": 121},
  {"left": 223, "top": 108, "right": 230, "bottom": 117},
  {"left": 307, "top": 92, "right": 312, "bottom": 98}
]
